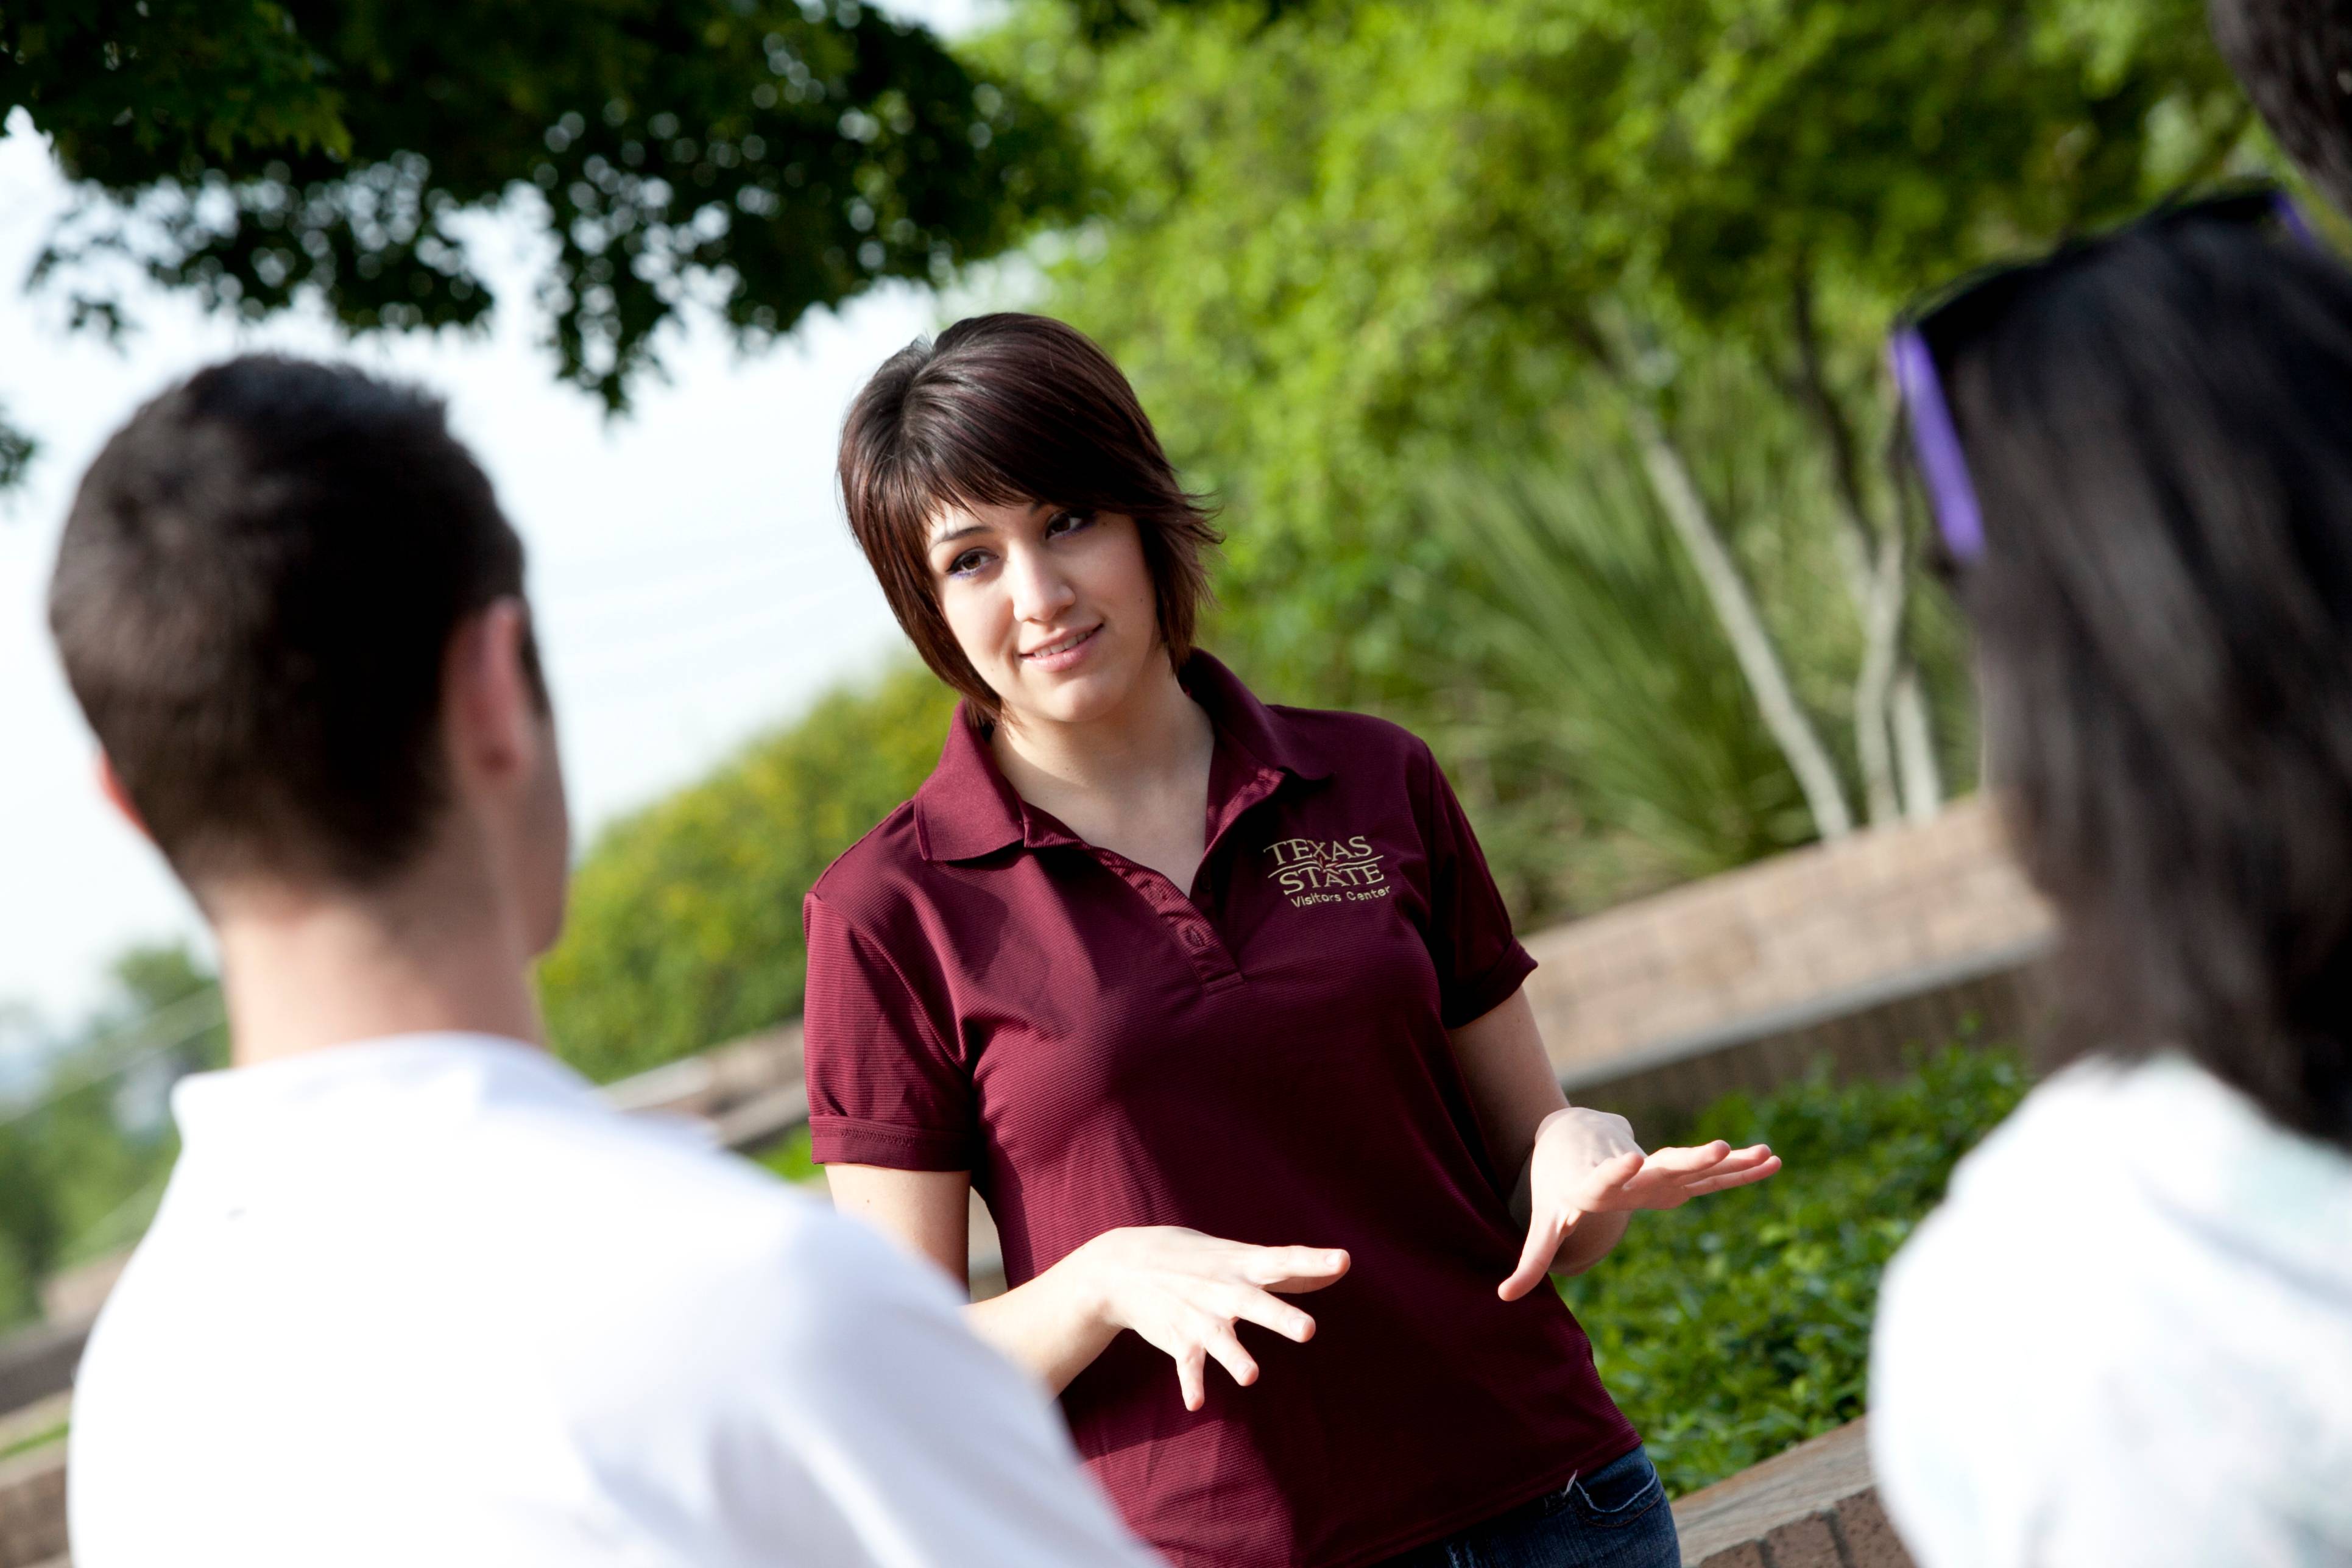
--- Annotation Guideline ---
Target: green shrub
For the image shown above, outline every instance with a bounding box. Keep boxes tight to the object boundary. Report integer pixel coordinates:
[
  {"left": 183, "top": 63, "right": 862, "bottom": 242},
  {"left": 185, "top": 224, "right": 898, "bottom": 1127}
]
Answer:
[
  {"left": 1560, "top": 1042, "right": 2030, "bottom": 1497},
  {"left": 755, "top": 1125, "right": 821, "bottom": 1186},
  {"left": 542, "top": 665, "right": 958, "bottom": 1083}
]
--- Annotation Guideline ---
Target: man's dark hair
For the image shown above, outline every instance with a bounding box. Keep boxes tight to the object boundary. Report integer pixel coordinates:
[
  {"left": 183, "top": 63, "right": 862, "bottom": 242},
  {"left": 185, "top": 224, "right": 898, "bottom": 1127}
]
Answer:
[
  {"left": 837, "top": 313, "right": 1220, "bottom": 721},
  {"left": 1937, "top": 217, "right": 2352, "bottom": 1148},
  {"left": 49, "top": 355, "right": 539, "bottom": 895},
  {"left": 2211, "top": 0, "right": 2352, "bottom": 217}
]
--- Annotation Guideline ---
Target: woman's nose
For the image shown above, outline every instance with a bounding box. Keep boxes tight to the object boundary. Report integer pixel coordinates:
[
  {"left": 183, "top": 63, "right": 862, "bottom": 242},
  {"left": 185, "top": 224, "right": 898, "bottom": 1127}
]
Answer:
[{"left": 1006, "top": 543, "right": 1077, "bottom": 623}]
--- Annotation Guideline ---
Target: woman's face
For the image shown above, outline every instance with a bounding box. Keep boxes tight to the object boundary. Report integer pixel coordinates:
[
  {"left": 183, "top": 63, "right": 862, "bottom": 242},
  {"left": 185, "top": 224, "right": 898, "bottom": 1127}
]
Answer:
[{"left": 926, "top": 499, "right": 1164, "bottom": 730}]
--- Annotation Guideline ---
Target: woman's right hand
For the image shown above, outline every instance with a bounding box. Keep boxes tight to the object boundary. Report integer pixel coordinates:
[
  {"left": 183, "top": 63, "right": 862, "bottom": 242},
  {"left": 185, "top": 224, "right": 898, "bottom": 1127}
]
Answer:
[{"left": 1065, "top": 1226, "right": 1351, "bottom": 1411}]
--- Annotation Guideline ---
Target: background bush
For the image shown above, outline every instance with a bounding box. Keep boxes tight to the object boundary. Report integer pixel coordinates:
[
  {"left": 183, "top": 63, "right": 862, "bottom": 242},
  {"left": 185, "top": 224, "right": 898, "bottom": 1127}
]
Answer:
[
  {"left": 1561, "top": 1040, "right": 2029, "bottom": 1497},
  {"left": 0, "top": 945, "right": 227, "bottom": 1330},
  {"left": 540, "top": 664, "right": 958, "bottom": 1083}
]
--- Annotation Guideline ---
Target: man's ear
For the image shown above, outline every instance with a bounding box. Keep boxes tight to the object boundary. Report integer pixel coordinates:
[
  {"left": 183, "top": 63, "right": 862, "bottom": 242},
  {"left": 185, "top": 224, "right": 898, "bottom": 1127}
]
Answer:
[
  {"left": 446, "top": 598, "right": 542, "bottom": 784},
  {"left": 96, "top": 752, "right": 154, "bottom": 843}
]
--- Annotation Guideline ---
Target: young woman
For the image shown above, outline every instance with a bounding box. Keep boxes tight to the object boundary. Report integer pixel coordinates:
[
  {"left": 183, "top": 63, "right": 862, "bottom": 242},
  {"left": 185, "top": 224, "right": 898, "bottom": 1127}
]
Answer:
[
  {"left": 804, "top": 313, "right": 1779, "bottom": 1568},
  {"left": 1870, "top": 192, "right": 2352, "bottom": 1564}
]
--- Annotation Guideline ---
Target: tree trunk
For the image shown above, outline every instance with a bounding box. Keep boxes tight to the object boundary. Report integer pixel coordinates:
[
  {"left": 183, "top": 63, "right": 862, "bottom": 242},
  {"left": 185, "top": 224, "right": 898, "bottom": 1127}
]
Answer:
[
  {"left": 1853, "top": 529, "right": 1906, "bottom": 825},
  {"left": 1789, "top": 270, "right": 1941, "bottom": 824},
  {"left": 1891, "top": 665, "right": 1943, "bottom": 820},
  {"left": 1623, "top": 398, "right": 1856, "bottom": 841}
]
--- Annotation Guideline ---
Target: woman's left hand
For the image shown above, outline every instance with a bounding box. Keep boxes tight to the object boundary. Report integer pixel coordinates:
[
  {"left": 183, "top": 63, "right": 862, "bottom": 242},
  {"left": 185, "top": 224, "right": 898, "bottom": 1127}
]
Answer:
[{"left": 1497, "top": 1107, "right": 1781, "bottom": 1301}]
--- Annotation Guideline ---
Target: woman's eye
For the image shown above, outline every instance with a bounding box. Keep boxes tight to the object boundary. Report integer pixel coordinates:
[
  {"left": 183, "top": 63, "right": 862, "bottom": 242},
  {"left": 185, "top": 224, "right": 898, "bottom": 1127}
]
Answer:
[
  {"left": 1047, "top": 509, "right": 1097, "bottom": 537},
  {"left": 947, "top": 549, "right": 991, "bottom": 577}
]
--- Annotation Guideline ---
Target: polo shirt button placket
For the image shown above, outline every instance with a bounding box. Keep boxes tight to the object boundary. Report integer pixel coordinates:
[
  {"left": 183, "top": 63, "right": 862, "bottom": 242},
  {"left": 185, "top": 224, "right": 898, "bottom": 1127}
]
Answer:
[{"left": 1174, "top": 914, "right": 1241, "bottom": 990}]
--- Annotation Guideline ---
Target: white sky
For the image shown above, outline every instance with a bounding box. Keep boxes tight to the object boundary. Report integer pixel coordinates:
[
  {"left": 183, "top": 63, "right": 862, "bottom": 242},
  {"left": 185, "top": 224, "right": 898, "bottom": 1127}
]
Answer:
[{"left": 0, "top": 0, "right": 1006, "bottom": 1042}]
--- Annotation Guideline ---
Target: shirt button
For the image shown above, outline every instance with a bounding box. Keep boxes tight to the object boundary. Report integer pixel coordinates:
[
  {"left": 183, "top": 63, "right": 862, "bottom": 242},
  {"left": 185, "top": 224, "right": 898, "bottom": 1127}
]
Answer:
[{"left": 1182, "top": 925, "right": 1208, "bottom": 948}]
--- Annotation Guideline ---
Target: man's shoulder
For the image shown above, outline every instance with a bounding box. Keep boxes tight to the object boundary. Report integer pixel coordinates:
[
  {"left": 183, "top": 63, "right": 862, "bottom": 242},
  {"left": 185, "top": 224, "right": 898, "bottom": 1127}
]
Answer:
[{"left": 475, "top": 1095, "right": 893, "bottom": 1290}]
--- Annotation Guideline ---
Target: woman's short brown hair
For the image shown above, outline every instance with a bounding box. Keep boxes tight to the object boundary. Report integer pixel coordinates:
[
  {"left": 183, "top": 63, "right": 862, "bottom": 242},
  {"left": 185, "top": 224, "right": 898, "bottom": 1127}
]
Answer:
[{"left": 837, "top": 313, "right": 1220, "bottom": 721}]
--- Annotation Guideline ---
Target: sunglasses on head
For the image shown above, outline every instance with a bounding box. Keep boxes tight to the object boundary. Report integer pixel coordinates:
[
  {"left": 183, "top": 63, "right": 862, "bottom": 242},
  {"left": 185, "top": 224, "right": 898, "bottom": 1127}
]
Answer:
[{"left": 1888, "top": 184, "right": 2320, "bottom": 565}]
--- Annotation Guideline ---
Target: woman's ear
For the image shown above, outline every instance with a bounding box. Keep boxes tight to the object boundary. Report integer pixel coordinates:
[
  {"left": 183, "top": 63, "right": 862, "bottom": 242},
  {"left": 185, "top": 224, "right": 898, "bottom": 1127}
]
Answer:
[{"left": 97, "top": 752, "right": 154, "bottom": 842}]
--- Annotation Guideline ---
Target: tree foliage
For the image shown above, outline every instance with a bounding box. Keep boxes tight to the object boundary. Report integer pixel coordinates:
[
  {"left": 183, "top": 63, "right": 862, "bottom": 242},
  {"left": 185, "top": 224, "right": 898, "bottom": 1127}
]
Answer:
[
  {"left": 987, "top": 0, "right": 2258, "bottom": 850},
  {"left": 0, "top": 406, "right": 33, "bottom": 496},
  {"left": 1003, "top": 0, "right": 2248, "bottom": 638},
  {"left": 7, "top": 0, "right": 1079, "bottom": 408},
  {"left": 540, "top": 663, "right": 956, "bottom": 1082}
]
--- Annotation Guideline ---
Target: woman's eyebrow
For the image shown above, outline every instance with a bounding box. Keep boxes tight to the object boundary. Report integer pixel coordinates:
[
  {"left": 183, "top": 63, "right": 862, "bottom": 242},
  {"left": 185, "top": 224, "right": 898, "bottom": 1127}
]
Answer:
[{"left": 929, "top": 522, "right": 989, "bottom": 548}]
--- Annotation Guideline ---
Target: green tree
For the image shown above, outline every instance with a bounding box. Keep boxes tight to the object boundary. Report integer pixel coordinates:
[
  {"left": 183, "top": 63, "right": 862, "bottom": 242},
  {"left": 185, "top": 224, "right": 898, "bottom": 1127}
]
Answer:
[
  {"left": 541, "top": 662, "right": 956, "bottom": 1081},
  {"left": 0, "top": 941, "right": 225, "bottom": 1324},
  {"left": 991, "top": 0, "right": 2259, "bottom": 847},
  {"left": 0, "top": 1123, "right": 61, "bottom": 1325},
  {"left": 7, "top": 0, "right": 1079, "bottom": 414}
]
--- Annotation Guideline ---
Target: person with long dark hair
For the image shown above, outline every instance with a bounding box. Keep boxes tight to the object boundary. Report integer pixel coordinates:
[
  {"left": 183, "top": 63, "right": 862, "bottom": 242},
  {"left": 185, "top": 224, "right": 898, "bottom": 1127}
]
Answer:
[
  {"left": 802, "top": 313, "right": 1782, "bottom": 1568},
  {"left": 1871, "top": 192, "right": 2352, "bottom": 1565}
]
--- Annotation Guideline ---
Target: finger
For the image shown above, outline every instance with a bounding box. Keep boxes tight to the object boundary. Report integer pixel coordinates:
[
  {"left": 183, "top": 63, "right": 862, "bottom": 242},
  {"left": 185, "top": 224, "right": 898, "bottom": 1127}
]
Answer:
[
  {"left": 1176, "top": 1346, "right": 1206, "bottom": 1413},
  {"left": 1680, "top": 1155, "right": 1782, "bottom": 1196},
  {"left": 1203, "top": 1323, "right": 1261, "bottom": 1389},
  {"left": 1683, "top": 1144, "right": 1776, "bottom": 1177},
  {"left": 1251, "top": 1247, "right": 1352, "bottom": 1293},
  {"left": 1684, "top": 1147, "right": 1787, "bottom": 1184},
  {"left": 1499, "top": 1209, "right": 1568, "bottom": 1301},
  {"left": 1221, "top": 1287, "right": 1319, "bottom": 1344},
  {"left": 1640, "top": 1140, "right": 1734, "bottom": 1174}
]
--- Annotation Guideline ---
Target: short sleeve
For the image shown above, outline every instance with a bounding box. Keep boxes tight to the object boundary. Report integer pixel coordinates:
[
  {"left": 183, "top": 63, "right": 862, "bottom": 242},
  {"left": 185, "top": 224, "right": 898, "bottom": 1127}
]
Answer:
[
  {"left": 802, "top": 892, "right": 978, "bottom": 1170},
  {"left": 1409, "top": 741, "right": 1538, "bottom": 1028}
]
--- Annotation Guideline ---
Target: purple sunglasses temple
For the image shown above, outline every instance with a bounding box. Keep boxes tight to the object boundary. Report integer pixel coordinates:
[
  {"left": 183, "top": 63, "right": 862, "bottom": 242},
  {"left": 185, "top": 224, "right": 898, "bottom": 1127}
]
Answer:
[
  {"left": 1891, "top": 190, "right": 2319, "bottom": 565},
  {"left": 1888, "top": 328, "right": 1985, "bottom": 562}
]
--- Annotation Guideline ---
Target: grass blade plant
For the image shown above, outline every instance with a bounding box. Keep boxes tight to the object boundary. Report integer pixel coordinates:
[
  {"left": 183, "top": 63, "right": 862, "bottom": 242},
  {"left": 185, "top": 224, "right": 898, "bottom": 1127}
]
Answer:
[{"left": 1434, "top": 456, "right": 1815, "bottom": 878}]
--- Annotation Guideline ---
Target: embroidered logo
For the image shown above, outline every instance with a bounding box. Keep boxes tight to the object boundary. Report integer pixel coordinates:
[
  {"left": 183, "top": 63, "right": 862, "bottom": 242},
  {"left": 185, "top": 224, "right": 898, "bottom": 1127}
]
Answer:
[{"left": 1265, "top": 836, "right": 1391, "bottom": 907}]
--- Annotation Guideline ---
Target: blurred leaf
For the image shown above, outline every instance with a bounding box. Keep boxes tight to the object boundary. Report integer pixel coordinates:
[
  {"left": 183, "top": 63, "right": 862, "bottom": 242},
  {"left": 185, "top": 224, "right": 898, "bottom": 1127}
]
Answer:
[{"left": 0, "top": 408, "right": 35, "bottom": 496}]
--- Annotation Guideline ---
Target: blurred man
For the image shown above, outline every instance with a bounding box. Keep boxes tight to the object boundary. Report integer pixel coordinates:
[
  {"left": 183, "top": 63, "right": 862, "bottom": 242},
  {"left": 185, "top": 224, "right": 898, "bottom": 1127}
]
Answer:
[
  {"left": 51, "top": 356, "right": 1157, "bottom": 1568},
  {"left": 2211, "top": 0, "right": 2352, "bottom": 214}
]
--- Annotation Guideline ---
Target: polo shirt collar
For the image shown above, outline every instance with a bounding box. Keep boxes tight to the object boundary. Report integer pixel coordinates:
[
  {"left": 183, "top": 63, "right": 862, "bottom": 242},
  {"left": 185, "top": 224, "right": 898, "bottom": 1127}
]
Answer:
[{"left": 913, "top": 651, "right": 1332, "bottom": 865}]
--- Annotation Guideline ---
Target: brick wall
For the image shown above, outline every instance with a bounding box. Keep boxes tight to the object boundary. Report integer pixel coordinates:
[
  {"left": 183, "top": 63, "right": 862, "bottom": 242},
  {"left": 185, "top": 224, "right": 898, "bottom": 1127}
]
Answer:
[
  {"left": 1671, "top": 1420, "right": 1911, "bottom": 1568},
  {"left": 0, "top": 1447, "right": 66, "bottom": 1568},
  {"left": 1522, "top": 797, "right": 2052, "bottom": 1084}
]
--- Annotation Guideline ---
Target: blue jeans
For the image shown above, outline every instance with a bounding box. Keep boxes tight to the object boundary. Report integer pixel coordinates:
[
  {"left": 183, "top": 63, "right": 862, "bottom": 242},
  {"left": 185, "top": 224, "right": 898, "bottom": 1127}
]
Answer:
[{"left": 1374, "top": 1446, "right": 1680, "bottom": 1568}]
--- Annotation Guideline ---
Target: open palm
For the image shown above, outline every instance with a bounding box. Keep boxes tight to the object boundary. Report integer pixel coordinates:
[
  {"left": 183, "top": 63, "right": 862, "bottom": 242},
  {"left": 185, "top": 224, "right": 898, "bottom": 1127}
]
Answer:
[{"left": 1499, "top": 1111, "right": 1781, "bottom": 1300}]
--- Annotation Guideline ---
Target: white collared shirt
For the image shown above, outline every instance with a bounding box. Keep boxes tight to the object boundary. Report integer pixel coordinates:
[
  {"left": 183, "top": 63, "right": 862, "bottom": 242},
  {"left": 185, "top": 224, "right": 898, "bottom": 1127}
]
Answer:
[
  {"left": 68, "top": 1033, "right": 1156, "bottom": 1568},
  {"left": 1870, "top": 1054, "right": 2352, "bottom": 1567}
]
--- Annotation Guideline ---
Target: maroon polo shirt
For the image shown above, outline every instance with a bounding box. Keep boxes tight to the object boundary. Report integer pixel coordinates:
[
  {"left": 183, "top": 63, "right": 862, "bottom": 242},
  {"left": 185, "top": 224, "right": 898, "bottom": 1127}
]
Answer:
[{"left": 803, "top": 654, "right": 1638, "bottom": 1568}]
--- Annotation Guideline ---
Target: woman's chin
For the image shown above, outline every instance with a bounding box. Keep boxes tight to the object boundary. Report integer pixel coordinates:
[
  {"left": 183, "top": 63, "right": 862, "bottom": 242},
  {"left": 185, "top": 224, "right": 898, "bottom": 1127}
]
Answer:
[{"left": 1005, "top": 669, "right": 1134, "bottom": 729}]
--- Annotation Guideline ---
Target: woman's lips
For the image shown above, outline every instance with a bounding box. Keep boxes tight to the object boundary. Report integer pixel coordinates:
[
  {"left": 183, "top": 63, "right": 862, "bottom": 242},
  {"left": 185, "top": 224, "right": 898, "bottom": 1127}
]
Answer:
[{"left": 1020, "top": 624, "right": 1103, "bottom": 674}]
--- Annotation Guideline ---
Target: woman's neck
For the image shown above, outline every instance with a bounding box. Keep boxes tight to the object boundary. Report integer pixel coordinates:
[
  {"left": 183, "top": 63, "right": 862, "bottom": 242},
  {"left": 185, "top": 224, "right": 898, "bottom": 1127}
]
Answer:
[{"left": 990, "top": 654, "right": 1214, "bottom": 816}]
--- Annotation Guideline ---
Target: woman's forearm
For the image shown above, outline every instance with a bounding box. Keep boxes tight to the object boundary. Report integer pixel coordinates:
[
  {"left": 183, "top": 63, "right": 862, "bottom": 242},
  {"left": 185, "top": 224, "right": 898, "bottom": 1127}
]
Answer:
[{"left": 965, "top": 1251, "right": 1123, "bottom": 1394}]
